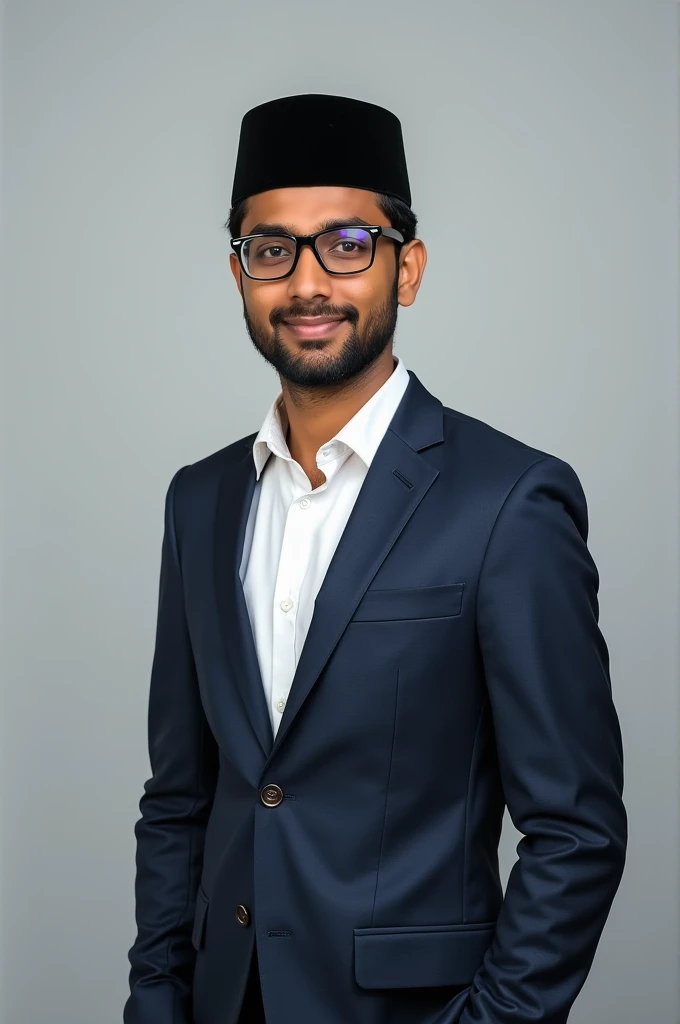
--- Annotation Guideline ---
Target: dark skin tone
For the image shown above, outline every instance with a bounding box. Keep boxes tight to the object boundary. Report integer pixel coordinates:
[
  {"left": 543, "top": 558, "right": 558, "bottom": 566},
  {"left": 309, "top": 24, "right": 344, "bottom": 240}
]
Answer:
[{"left": 229, "top": 186, "right": 427, "bottom": 488}]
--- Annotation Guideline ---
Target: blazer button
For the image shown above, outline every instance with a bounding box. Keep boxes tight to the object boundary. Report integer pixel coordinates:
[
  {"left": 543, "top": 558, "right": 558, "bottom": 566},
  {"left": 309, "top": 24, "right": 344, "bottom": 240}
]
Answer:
[
  {"left": 236, "top": 904, "right": 251, "bottom": 927},
  {"left": 260, "top": 783, "right": 284, "bottom": 807}
]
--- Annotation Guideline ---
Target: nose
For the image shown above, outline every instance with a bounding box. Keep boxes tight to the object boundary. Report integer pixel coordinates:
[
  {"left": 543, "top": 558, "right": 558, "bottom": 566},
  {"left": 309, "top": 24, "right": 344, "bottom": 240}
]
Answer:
[{"left": 286, "top": 242, "right": 332, "bottom": 302}]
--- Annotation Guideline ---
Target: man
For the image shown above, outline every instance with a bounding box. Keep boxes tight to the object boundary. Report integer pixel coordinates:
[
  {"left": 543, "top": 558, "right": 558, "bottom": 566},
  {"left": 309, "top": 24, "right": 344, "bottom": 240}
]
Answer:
[{"left": 123, "top": 94, "right": 627, "bottom": 1024}]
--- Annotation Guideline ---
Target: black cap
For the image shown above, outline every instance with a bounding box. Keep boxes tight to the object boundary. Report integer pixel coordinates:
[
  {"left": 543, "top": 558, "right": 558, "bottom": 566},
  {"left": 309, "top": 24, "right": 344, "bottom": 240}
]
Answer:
[{"left": 231, "top": 93, "right": 411, "bottom": 208}]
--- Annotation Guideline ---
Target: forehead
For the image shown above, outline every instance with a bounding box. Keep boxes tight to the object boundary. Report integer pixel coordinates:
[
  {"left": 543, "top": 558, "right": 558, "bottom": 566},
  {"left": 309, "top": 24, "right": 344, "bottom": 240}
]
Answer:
[{"left": 240, "top": 186, "right": 387, "bottom": 234}]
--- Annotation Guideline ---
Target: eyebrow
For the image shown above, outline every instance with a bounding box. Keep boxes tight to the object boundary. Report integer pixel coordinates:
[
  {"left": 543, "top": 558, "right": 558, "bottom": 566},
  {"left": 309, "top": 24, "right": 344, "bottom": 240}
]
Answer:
[{"left": 243, "top": 215, "right": 373, "bottom": 236}]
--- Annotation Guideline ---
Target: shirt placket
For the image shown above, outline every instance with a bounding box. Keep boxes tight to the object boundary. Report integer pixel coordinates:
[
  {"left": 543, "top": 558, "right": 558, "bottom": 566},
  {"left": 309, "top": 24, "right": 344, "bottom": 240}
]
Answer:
[{"left": 270, "top": 471, "right": 321, "bottom": 731}]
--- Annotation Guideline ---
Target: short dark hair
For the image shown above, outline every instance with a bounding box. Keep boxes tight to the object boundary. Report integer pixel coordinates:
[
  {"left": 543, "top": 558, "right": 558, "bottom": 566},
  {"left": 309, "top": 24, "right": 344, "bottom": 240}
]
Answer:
[{"left": 223, "top": 192, "right": 418, "bottom": 244}]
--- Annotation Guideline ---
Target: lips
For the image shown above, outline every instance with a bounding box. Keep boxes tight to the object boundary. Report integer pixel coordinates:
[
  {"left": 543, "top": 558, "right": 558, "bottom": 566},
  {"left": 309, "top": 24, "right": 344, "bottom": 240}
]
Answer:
[
  {"left": 283, "top": 316, "right": 347, "bottom": 339},
  {"left": 284, "top": 316, "right": 345, "bottom": 326}
]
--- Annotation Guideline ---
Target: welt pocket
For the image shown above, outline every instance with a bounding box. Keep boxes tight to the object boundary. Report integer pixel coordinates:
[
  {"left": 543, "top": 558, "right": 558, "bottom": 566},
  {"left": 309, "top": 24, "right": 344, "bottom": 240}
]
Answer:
[
  {"left": 351, "top": 583, "right": 465, "bottom": 622},
  {"left": 353, "top": 920, "right": 495, "bottom": 989}
]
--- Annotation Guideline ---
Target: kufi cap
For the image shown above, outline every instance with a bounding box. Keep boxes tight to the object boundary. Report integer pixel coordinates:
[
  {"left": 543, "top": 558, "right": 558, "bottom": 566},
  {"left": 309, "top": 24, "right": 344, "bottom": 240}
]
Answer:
[{"left": 231, "top": 93, "right": 411, "bottom": 207}]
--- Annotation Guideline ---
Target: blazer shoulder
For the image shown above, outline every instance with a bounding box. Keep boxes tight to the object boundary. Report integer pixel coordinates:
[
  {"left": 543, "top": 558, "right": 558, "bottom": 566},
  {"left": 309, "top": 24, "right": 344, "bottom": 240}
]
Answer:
[
  {"left": 165, "top": 431, "right": 257, "bottom": 532},
  {"left": 441, "top": 403, "right": 561, "bottom": 476},
  {"left": 442, "top": 403, "right": 554, "bottom": 463},
  {"left": 440, "top": 403, "right": 586, "bottom": 514},
  {"left": 177, "top": 431, "right": 257, "bottom": 484}
]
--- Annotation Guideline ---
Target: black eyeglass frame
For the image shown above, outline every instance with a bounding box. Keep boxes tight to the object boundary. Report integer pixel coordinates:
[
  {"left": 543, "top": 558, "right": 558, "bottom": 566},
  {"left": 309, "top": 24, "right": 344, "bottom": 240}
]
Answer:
[{"left": 230, "top": 224, "right": 405, "bottom": 281}]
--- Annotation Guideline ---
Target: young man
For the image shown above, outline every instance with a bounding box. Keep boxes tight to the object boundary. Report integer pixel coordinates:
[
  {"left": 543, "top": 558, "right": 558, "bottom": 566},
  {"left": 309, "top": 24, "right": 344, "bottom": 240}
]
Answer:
[{"left": 123, "top": 94, "right": 627, "bottom": 1024}]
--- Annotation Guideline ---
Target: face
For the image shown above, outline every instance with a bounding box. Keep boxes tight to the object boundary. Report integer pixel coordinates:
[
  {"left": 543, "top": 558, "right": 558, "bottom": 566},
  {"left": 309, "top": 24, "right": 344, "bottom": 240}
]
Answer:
[{"left": 229, "top": 186, "right": 426, "bottom": 389}]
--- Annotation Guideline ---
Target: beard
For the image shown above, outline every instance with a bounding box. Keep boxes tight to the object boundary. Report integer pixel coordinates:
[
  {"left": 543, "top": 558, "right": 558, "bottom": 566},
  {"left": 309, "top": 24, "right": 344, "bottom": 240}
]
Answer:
[{"left": 240, "top": 269, "right": 399, "bottom": 390}]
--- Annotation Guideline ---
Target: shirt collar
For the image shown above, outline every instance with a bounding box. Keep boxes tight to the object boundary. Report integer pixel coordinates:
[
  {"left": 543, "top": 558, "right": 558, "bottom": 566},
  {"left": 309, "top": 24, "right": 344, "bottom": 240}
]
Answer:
[{"left": 251, "top": 355, "right": 410, "bottom": 480}]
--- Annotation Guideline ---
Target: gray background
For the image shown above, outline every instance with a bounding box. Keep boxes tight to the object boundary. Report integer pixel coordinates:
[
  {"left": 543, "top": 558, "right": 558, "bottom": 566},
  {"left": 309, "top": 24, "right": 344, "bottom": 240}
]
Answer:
[{"left": 1, "top": 2, "right": 678, "bottom": 1022}]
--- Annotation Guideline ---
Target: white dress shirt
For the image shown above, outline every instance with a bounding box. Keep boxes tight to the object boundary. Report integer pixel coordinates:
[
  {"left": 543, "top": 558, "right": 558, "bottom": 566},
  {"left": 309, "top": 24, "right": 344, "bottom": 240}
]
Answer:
[{"left": 239, "top": 354, "right": 411, "bottom": 738}]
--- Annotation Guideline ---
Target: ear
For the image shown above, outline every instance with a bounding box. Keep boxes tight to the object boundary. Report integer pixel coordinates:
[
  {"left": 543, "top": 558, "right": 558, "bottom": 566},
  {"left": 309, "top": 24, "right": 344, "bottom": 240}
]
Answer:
[
  {"left": 396, "top": 239, "right": 427, "bottom": 307},
  {"left": 229, "top": 252, "right": 244, "bottom": 297}
]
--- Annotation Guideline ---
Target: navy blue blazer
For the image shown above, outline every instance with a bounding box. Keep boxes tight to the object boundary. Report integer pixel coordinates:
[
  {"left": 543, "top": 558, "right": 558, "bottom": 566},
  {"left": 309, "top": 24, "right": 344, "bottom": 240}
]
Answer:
[{"left": 124, "top": 369, "right": 626, "bottom": 1024}]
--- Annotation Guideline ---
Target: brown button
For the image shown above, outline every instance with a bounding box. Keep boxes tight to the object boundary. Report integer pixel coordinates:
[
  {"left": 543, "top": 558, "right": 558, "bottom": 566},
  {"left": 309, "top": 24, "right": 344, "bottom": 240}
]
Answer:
[
  {"left": 236, "top": 904, "right": 250, "bottom": 927},
  {"left": 260, "top": 783, "right": 284, "bottom": 807}
]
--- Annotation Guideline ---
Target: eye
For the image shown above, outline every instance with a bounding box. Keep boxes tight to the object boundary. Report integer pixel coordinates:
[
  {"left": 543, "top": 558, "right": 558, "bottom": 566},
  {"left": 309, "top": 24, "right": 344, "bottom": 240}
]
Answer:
[
  {"left": 258, "top": 244, "right": 292, "bottom": 259},
  {"left": 331, "top": 239, "right": 364, "bottom": 253}
]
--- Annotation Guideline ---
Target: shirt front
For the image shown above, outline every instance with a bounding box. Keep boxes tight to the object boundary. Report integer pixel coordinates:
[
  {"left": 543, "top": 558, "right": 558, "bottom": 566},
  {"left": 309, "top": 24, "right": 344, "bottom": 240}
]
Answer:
[{"left": 239, "top": 354, "right": 411, "bottom": 738}]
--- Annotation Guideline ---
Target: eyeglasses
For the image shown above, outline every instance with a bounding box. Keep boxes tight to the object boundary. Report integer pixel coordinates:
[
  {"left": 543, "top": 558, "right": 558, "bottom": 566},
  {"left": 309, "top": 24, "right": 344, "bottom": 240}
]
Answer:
[{"left": 230, "top": 224, "right": 405, "bottom": 281}]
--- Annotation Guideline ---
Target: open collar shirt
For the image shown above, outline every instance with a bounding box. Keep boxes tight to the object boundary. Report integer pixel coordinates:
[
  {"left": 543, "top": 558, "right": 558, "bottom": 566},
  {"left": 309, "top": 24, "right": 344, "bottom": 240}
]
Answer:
[{"left": 239, "top": 354, "right": 411, "bottom": 738}]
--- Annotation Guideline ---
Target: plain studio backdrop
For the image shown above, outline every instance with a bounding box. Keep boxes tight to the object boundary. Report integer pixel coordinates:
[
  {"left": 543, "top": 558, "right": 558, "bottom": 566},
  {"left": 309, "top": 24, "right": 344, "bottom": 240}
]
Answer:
[{"left": 1, "top": 2, "right": 678, "bottom": 1023}]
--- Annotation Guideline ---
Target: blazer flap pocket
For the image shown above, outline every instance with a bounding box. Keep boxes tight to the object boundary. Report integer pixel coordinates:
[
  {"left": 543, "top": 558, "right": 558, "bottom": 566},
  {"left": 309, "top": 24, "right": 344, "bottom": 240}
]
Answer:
[
  {"left": 353, "top": 921, "right": 495, "bottom": 989},
  {"left": 352, "top": 583, "right": 465, "bottom": 622},
  {"left": 191, "top": 887, "right": 209, "bottom": 951}
]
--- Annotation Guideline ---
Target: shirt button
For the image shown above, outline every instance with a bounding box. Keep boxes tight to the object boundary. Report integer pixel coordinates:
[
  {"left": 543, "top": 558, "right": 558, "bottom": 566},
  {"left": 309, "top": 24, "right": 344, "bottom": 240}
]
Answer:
[
  {"left": 276, "top": 698, "right": 286, "bottom": 713},
  {"left": 299, "top": 497, "right": 311, "bottom": 508},
  {"left": 321, "top": 447, "right": 332, "bottom": 457},
  {"left": 280, "top": 599, "right": 293, "bottom": 612}
]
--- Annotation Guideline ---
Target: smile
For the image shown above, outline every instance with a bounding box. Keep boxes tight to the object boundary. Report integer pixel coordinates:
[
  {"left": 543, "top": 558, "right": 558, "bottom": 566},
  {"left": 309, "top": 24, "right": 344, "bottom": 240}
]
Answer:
[{"left": 283, "top": 317, "right": 347, "bottom": 339}]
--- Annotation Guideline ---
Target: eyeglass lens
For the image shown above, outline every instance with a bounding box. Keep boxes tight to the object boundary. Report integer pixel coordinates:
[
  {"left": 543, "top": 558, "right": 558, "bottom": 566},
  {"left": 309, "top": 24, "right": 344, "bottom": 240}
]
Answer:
[{"left": 241, "top": 227, "right": 373, "bottom": 279}]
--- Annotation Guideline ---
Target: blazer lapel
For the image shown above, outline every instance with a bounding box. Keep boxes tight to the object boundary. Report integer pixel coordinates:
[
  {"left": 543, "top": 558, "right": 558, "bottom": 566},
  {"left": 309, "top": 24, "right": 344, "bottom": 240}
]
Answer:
[
  {"left": 214, "top": 445, "right": 274, "bottom": 759},
  {"left": 213, "top": 369, "right": 444, "bottom": 764}
]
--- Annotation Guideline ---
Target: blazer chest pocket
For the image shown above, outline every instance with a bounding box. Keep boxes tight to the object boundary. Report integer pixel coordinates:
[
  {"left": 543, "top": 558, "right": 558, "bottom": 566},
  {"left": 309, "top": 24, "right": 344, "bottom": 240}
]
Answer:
[
  {"left": 352, "top": 583, "right": 464, "bottom": 622},
  {"left": 354, "top": 920, "right": 495, "bottom": 989}
]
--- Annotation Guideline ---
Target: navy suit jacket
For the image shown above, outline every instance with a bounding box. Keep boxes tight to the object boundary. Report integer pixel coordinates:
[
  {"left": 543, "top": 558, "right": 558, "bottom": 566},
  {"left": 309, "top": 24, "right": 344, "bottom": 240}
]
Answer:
[{"left": 124, "top": 369, "right": 627, "bottom": 1024}]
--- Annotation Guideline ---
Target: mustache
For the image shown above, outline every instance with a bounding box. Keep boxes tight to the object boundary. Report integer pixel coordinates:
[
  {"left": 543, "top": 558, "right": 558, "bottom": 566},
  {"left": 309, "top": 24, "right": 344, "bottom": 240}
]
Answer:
[{"left": 270, "top": 303, "right": 359, "bottom": 326}]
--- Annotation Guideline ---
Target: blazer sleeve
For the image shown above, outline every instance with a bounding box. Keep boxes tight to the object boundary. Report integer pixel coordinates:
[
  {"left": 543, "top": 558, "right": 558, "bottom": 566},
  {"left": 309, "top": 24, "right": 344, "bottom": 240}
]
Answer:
[
  {"left": 124, "top": 466, "right": 220, "bottom": 1024},
  {"left": 458, "top": 455, "right": 627, "bottom": 1024}
]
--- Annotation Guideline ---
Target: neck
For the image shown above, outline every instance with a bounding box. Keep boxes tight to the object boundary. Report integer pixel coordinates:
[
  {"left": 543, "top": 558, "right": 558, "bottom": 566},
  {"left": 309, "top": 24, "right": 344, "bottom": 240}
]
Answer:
[{"left": 282, "top": 350, "right": 396, "bottom": 469}]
